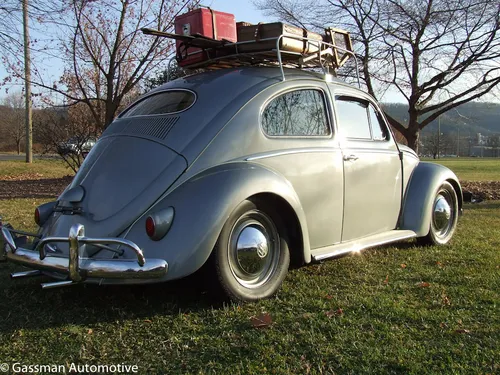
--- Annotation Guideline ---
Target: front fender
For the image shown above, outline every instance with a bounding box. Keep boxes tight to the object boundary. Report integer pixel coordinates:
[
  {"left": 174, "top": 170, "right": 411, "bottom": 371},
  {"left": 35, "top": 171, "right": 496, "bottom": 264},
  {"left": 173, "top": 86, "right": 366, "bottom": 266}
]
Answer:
[
  {"left": 400, "top": 161, "right": 462, "bottom": 236},
  {"left": 124, "top": 162, "right": 310, "bottom": 281}
]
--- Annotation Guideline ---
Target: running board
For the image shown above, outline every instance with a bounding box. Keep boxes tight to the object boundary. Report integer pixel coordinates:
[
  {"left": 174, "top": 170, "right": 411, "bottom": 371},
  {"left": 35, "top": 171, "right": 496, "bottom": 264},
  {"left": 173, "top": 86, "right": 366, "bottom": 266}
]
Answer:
[{"left": 311, "top": 230, "right": 417, "bottom": 262}]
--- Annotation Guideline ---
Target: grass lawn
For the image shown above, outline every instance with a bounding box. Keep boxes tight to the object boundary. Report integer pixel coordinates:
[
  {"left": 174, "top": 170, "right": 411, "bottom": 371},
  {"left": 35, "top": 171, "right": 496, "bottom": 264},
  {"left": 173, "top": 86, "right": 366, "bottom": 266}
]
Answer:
[
  {"left": 0, "top": 158, "right": 499, "bottom": 374},
  {"left": 0, "top": 201, "right": 498, "bottom": 374},
  {"left": 423, "top": 157, "right": 500, "bottom": 181},
  {"left": 0, "top": 159, "right": 72, "bottom": 179}
]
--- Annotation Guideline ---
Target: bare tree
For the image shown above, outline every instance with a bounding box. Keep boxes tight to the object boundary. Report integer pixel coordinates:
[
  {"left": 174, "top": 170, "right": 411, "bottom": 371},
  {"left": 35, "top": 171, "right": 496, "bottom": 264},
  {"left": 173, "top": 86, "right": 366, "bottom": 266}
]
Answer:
[
  {"left": 1, "top": 1, "right": 69, "bottom": 74},
  {"left": 0, "top": 91, "right": 25, "bottom": 154},
  {"left": 256, "top": 0, "right": 500, "bottom": 152},
  {"left": 10, "top": 0, "right": 199, "bottom": 131},
  {"left": 34, "top": 103, "right": 98, "bottom": 173}
]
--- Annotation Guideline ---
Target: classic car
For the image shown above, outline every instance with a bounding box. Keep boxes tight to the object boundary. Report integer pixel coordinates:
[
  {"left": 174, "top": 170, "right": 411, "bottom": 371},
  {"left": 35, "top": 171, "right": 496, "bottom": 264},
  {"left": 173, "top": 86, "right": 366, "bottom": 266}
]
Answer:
[{"left": 0, "top": 66, "right": 462, "bottom": 302}]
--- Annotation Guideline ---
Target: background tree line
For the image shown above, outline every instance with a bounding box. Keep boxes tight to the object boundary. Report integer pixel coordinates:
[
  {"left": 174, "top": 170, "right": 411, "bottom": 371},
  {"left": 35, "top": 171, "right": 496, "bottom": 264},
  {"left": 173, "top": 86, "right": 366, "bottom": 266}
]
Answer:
[
  {"left": 1, "top": 0, "right": 499, "bottom": 160},
  {"left": 257, "top": 0, "right": 500, "bottom": 152}
]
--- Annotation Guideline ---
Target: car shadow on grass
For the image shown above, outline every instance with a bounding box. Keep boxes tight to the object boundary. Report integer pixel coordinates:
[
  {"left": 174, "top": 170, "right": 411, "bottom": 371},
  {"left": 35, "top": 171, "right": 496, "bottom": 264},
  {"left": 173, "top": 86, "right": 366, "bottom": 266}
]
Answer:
[{"left": 0, "top": 265, "right": 224, "bottom": 334}]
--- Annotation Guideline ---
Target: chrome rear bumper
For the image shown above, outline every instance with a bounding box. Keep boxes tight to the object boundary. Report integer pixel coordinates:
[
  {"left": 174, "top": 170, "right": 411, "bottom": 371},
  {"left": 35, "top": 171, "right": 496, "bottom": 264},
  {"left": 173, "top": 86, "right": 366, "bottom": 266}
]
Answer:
[{"left": 1, "top": 223, "right": 168, "bottom": 283}]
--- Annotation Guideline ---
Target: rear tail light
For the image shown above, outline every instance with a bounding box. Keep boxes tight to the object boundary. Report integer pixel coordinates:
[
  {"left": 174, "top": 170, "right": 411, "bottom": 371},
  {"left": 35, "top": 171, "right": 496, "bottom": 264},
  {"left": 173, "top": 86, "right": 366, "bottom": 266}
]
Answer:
[
  {"left": 145, "top": 216, "right": 156, "bottom": 238},
  {"left": 34, "top": 201, "right": 57, "bottom": 226},
  {"left": 34, "top": 208, "right": 41, "bottom": 226},
  {"left": 145, "top": 207, "right": 174, "bottom": 241}
]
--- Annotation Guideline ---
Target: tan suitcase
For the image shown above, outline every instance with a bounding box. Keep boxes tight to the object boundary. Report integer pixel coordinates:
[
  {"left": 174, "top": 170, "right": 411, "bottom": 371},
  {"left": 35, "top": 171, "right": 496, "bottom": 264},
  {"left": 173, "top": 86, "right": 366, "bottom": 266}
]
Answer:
[{"left": 236, "top": 22, "right": 323, "bottom": 54}]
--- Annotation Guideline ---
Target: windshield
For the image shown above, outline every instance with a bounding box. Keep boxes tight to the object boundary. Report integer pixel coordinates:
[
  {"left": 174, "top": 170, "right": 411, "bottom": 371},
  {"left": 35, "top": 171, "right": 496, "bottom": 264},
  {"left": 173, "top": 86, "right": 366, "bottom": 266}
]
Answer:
[{"left": 121, "top": 90, "right": 195, "bottom": 118}]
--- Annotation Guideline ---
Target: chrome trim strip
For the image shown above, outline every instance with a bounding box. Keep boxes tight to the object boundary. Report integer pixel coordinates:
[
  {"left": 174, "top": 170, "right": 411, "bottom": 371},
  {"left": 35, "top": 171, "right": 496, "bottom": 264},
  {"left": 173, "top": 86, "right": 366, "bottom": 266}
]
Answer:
[
  {"left": 36, "top": 237, "right": 73, "bottom": 260},
  {"left": 313, "top": 231, "right": 416, "bottom": 261},
  {"left": 1, "top": 227, "right": 16, "bottom": 252},
  {"left": 246, "top": 147, "right": 338, "bottom": 161},
  {"left": 5, "top": 248, "right": 168, "bottom": 280},
  {"left": 7, "top": 228, "right": 41, "bottom": 238},
  {"left": 11, "top": 270, "right": 42, "bottom": 278},
  {"left": 69, "top": 224, "right": 84, "bottom": 282},
  {"left": 35, "top": 231, "right": 145, "bottom": 266},
  {"left": 41, "top": 281, "right": 76, "bottom": 289},
  {"left": 1, "top": 223, "right": 167, "bottom": 282}
]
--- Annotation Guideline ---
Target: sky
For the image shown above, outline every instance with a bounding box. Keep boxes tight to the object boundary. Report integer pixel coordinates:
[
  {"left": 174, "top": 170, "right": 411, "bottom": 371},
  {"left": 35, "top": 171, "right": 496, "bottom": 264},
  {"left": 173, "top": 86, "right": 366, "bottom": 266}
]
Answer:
[
  {"left": 210, "top": 0, "right": 272, "bottom": 24},
  {"left": 0, "top": 0, "right": 407, "bottom": 103},
  {"left": 0, "top": 0, "right": 272, "bottom": 101}
]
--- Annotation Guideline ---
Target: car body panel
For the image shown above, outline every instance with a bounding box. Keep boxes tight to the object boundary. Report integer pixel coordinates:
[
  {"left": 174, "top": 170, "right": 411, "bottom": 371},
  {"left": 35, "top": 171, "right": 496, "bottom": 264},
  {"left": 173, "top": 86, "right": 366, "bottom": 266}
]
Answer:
[
  {"left": 123, "top": 162, "right": 311, "bottom": 280},
  {"left": 400, "top": 161, "right": 463, "bottom": 236},
  {"left": 0, "top": 67, "right": 462, "bottom": 290}
]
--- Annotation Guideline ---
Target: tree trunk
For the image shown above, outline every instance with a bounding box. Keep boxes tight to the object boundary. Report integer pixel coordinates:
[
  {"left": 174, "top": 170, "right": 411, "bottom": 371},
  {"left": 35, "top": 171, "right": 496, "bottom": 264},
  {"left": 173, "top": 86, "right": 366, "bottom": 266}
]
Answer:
[{"left": 405, "top": 131, "right": 420, "bottom": 154}]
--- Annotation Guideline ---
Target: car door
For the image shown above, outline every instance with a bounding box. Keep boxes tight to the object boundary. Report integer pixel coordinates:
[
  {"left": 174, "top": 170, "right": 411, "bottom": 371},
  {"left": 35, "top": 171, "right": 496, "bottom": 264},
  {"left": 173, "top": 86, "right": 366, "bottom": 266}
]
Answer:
[
  {"left": 253, "top": 84, "right": 344, "bottom": 249},
  {"left": 334, "top": 94, "right": 402, "bottom": 242}
]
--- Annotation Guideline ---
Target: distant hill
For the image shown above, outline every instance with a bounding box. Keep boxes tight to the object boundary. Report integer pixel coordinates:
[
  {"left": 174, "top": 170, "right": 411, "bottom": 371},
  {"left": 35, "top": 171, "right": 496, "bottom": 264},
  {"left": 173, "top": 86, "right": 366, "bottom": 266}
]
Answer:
[{"left": 382, "top": 102, "right": 500, "bottom": 136}]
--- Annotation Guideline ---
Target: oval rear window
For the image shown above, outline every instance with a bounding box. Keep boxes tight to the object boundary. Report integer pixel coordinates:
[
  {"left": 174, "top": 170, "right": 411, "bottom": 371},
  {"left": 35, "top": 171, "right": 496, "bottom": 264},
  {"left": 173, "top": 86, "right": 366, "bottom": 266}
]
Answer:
[{"left": 121, "top": 90, "right": 195, "bottom": 117}]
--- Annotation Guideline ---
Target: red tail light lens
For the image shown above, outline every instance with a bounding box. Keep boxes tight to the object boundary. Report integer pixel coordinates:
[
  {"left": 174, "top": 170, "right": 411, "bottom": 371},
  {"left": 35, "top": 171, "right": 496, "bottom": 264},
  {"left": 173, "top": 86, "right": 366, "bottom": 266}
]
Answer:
[
  {"left": 145, "top": 216, "right": 155, "bottom": 238},
  {"left": 34, "top": 208, "right": 41, "bottom": 226}
]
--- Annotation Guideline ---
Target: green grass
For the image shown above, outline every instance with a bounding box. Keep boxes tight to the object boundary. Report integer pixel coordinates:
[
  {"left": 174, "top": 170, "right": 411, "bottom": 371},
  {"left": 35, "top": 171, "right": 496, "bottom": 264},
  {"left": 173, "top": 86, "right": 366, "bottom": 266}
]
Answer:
[
  {"left": 0, "top": 200, "right": 498, "bottom": 374},
  {"left": 0, "top": 156, "right": 498, "bottom": 374},
  {"left": 423, "top": 157, "right": 500, "bottom": 181},
  {"left": 0, "top": 159, "right": 72, "bottom": 179}
]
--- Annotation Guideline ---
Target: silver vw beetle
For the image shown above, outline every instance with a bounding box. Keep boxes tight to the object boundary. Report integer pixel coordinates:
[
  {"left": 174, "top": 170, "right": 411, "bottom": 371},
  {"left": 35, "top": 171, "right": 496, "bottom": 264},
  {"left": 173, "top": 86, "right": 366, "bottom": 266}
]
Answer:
[{"left": 1, "top": 67, "right": 462, "bottom": 302}]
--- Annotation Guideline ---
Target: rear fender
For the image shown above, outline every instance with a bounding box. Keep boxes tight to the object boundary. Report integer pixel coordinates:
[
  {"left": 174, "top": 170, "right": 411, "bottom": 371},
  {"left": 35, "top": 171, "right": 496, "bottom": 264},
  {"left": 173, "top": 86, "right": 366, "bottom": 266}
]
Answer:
[
  {"left": 400, "top": 162, "right": 462, "bottom": 236},
  {"left": 124, "top": 162, "right": 310, "bottom": 281}
]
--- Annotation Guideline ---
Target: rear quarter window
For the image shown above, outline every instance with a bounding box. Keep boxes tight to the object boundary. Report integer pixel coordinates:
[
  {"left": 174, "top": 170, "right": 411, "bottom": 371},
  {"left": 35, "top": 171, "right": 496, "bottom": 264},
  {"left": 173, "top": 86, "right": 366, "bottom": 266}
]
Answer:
[{"left": 262, "top": 89, "right": 331, "bottom": 137}]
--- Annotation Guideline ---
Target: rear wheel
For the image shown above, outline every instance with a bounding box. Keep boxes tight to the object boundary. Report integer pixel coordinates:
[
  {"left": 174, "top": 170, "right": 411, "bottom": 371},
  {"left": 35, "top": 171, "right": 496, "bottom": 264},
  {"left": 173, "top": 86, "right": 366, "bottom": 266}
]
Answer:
[
  {"left": 213, "top": 199, "right": 290, "bottom": 303},
  {"left": 418, "top": 181, "right": 458, "bottom": 246}
]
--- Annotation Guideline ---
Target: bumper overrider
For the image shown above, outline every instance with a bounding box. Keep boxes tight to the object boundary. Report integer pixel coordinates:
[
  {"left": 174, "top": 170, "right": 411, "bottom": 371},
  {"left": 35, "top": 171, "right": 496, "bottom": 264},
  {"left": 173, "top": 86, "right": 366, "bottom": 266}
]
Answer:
[{"left": 0, "top": 223, "right": 168, "bottom": 287}]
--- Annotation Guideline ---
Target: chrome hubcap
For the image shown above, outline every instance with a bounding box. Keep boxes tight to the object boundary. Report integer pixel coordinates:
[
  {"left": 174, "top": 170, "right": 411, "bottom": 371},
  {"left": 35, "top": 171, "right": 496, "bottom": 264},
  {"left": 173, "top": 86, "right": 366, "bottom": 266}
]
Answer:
[
  {"left": 432, "top": 192, "right": 454, "bottom": 238},
  {"left": 228, "top": 211, "right": 279, "bottom": 288}
]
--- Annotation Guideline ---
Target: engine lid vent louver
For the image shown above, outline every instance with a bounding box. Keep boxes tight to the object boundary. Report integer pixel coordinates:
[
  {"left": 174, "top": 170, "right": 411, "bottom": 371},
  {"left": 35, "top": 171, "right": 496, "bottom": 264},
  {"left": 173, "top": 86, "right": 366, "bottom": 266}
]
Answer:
[{"left": 103, "top": 116, "right": 180, "bottom": 141}]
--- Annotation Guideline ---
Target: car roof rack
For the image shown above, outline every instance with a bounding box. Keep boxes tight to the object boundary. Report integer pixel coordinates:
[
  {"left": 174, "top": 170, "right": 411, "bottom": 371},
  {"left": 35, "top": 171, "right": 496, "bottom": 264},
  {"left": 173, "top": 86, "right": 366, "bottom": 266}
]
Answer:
[{"left": 142, "top": 27, "right": 360, "bottom": 87}]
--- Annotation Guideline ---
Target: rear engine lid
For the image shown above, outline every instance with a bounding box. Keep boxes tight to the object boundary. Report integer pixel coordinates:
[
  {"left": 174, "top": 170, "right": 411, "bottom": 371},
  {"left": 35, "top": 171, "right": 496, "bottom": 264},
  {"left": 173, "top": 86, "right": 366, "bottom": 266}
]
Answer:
[{"left": 63, "top": 136, "right": 186, "bottom": 236}]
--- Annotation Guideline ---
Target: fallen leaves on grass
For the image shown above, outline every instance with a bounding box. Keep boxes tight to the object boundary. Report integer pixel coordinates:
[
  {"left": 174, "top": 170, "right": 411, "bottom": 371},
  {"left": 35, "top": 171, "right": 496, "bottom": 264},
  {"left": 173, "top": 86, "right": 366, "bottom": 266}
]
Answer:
[
  {"left": 462, "top": 181, "right": 500, "bottom": 201},
  {"left": 417, "top": 282, "right": 431, "bottom": 288},
  {"left": 0, "top": 176, "right": 72, "bottom": 199},
  {"left": 250, "top": 313, "right": 272, "bottom": 329},
  {"left": 400, "top": 263, "right": 407, "bottom": 269},
  {"left": 441, "top": 293, "right": 451, "bottom": 306},
  {"left": 455, "top": 329, "right": 471, "bottom": 334},
  {"left": 2, "top": 172, "right": 46, "bottom": 181},
  {"left": 324, "top": 308, "right": 344, "bottom": 318}
]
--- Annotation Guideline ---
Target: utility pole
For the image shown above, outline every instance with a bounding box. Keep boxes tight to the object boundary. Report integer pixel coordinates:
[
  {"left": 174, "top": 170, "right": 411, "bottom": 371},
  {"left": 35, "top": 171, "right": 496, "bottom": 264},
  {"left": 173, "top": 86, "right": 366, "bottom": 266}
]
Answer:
[
  {"left": 437, "top": 115, "right": 441, "bottom": 159},
  {"left": 23, "top": 0, "right": 33, "bottom": 163}
]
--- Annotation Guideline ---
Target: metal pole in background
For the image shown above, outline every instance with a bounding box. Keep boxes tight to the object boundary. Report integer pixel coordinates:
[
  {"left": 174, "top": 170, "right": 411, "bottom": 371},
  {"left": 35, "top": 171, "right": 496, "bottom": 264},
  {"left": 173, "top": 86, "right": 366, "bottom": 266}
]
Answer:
[
  {"left": 437, "top": 115, "right": 441, "bottom": 159},
  {"left": 23, "top": 0, "right": 33, "bottom": 163}
]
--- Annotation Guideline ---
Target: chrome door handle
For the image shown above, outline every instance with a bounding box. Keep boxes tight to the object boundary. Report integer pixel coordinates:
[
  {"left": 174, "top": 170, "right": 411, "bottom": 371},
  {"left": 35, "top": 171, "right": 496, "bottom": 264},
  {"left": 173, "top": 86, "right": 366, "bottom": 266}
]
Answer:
[{"left": 343, "top": 154, "right": 359, "bottom": 161}]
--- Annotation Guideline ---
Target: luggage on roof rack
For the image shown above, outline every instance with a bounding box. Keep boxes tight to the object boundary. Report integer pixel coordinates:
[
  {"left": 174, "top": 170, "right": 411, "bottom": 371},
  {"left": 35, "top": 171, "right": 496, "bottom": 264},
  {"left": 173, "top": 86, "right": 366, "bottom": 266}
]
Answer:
[{"left": 141, "top": 12, "right": 358, "bottom": 84}]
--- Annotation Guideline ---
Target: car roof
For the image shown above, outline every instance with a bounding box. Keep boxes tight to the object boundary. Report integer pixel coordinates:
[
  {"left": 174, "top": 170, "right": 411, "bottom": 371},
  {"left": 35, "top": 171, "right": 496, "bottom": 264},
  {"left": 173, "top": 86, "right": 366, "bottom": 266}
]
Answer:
[{"left": 153, "top": 66, "right": 357, "bottom": 94}]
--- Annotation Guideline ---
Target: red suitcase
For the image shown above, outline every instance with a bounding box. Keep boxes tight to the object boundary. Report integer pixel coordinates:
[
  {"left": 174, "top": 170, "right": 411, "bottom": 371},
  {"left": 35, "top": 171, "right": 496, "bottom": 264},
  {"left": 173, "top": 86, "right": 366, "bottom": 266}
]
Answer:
[{"left": 174, "top": 8, "right": 236, "bottom": 67}]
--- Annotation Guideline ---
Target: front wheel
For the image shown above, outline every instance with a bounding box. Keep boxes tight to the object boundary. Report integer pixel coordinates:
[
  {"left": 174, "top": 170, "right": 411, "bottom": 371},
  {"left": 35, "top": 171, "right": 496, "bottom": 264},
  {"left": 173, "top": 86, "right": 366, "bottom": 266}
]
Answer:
[
  {"left": 418, "top": 181, "right": 459, "bottom": 246},
  {"left": 213, "top": 199, "right": 290, "bottom": 303}
]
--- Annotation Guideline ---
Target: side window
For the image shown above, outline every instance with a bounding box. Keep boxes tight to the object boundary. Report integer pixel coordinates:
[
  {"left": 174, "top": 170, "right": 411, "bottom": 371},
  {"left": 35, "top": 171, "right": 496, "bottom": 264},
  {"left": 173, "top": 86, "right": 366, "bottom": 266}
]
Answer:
[
  {"left": 335, "top": 97, "right": 371, "bottom": 139},
  {"left": 368, "top": 105, "right": 388, "bottom": 141},
  {"left": 262, "top": 89, "right": 330, "bottom": 136}
]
